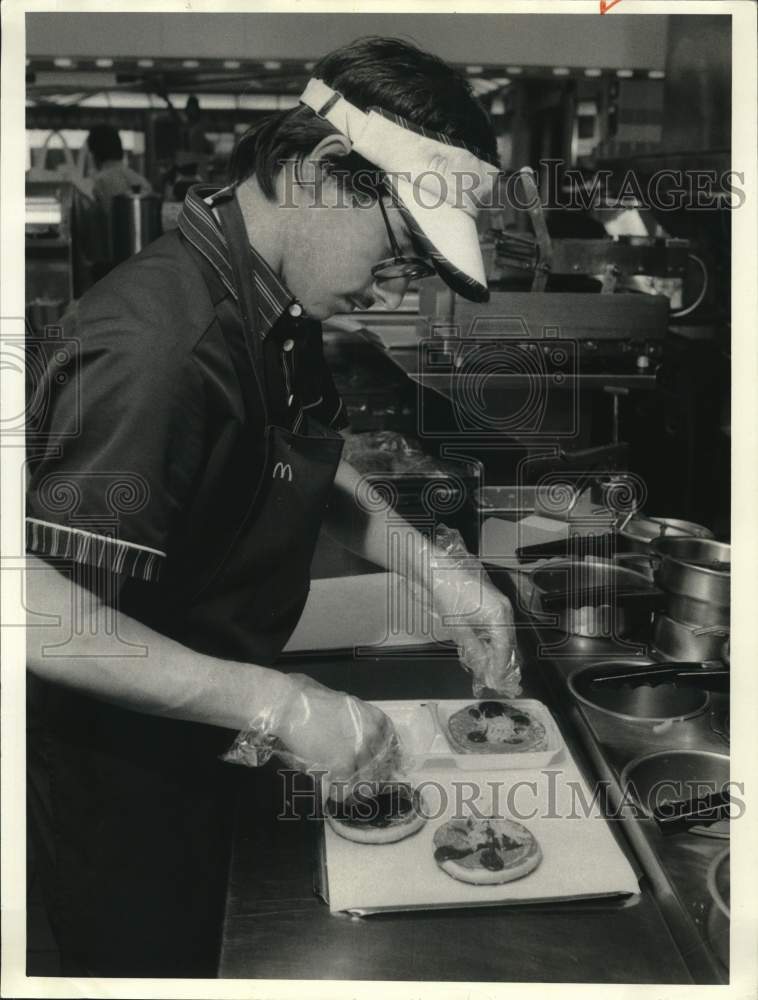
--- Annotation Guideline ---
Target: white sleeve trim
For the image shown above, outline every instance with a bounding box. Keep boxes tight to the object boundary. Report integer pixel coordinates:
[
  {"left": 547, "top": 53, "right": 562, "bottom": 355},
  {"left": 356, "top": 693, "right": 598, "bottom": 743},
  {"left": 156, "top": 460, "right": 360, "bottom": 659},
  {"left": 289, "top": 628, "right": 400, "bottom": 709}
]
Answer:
[{"left": 26, "top": 517, "right": 166, "bottom": 582}]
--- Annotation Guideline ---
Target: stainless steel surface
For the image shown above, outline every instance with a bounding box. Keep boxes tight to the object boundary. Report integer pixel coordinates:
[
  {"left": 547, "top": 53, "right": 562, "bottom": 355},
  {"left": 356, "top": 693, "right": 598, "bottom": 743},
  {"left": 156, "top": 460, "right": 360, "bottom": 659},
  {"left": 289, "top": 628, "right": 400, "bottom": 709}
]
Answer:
[
  {"left": 568, "top": 661, "right": 709, "bottom": 723},
  {"left": 620, "top": 516, "right": 714, "bottom": 551},
  {"left": 706, "top": 849, "right": 730, "bottom": 970},
  {"left": 620, "top": 750, "right": 730, "bottom": 835},
  {"left": 652, "top": 537, "right": 731, "bottom": 608},
  {"left": 653, "top": 615, "right": 730, "bottom": 662},
  {"left": 666, "top": 593, "right": 731, "bottom": 629},
  {"left": 613, "top": 552, "right": 657, "bottom": 580},
  {"left": 529, "top": 559, "right": 659, "bottom": 638},
  {"left": 709, "top": 709, "right": 730, "bottom": 746},
  {"left": 516, "top": 612, "right": 730, "bottom": 984}
]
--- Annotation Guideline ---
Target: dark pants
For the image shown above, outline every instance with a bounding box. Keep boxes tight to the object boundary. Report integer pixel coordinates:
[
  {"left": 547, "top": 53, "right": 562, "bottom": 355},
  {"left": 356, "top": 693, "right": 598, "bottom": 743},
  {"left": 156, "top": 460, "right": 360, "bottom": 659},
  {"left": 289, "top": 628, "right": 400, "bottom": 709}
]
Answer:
[{"left": 27, "top": 675, "right": 240, "bottom": 977}]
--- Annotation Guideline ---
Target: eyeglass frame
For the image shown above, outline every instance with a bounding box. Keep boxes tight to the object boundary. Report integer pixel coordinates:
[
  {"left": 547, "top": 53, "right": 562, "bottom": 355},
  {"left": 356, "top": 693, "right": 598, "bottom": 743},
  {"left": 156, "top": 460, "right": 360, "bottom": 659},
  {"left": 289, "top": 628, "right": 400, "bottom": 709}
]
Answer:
[{"left": 371, "top": 195, "right": 436, "bottom": 283}]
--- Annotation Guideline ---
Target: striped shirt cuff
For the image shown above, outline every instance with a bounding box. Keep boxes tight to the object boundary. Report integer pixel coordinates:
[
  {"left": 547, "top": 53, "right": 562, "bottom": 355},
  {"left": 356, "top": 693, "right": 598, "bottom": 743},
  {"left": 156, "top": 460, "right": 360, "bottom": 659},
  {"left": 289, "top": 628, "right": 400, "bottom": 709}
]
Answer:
[{"left": 26, "top": 518, "right": 165, "bottom": 583}]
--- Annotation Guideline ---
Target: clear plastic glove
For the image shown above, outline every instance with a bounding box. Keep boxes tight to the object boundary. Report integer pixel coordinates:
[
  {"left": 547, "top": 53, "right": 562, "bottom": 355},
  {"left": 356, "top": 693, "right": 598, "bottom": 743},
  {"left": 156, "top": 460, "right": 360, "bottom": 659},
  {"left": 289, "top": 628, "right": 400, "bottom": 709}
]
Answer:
[
  {"left": 427, "top": 525, "right": 522, "bottom": 698},
  {"left": 222, "top": 673, "right": 402, "bottom": 798}
]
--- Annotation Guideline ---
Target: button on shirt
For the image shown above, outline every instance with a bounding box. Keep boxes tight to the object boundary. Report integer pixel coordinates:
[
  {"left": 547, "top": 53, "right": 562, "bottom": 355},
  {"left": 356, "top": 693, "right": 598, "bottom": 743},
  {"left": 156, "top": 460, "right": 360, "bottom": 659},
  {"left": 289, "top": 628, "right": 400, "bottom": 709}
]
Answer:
[{"left": 25, "top": 184, "right": 346, "bottom": 585}]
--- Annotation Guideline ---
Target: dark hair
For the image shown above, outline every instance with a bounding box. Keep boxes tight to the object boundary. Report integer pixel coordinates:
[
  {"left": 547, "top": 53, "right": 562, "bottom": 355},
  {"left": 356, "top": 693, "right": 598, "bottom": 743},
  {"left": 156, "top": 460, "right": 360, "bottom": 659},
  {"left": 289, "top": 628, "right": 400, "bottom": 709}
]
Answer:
[
  {"left": 230, "top": 36, "right": 498, "bottom": 197},
  {"left": 87, "top": 124, "right": 124, "bottom": 168}
]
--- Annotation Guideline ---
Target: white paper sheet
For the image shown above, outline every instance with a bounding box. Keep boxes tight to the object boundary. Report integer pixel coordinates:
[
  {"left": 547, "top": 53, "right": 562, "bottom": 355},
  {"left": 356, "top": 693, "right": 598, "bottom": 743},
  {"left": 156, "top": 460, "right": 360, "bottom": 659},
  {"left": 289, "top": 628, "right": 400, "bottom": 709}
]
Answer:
[
  {"left": 321, "top": 739, "right": 640, "bottom": 914},
  {"left": 284, "top": 572, "right": 435, "bottom": 652}
]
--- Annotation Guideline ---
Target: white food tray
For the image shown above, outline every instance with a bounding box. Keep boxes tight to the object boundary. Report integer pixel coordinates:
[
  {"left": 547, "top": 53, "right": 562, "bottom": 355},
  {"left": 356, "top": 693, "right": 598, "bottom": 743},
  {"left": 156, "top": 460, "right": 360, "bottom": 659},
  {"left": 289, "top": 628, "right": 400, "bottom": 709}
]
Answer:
[
  {"left": 375, "top": 698, "right": 564, "bottom": 771},
  {"left": 318, "top": 761, "right": 640, "bottom": 914}
]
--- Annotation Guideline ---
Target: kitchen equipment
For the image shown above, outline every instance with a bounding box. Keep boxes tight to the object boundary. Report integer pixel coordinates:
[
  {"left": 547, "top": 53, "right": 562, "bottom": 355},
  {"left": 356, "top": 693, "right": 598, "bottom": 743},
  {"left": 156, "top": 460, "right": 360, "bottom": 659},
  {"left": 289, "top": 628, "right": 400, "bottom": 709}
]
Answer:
[
  {"left": 709, "top": 710, "right": 730, "bottom": 746},
  {"left": 493, "top": 168, "right": 690, "bottom": 294},
  {"left": 620, "top": 750, "right": 730, "bottom": 839},
  {"left": 529, "top": 559, "right": 665, "bottom": 638},
  {"left": 650, "top": 537, "right": 730, "bottom": 627},
  {"left": 651, "top": 537, "right": 730, "bottom": 598},
  {"left": 653, "top": 614, "right": 730, "bottom": 662},
  {"left": 666, "top": 593, "right": 730, "bottom": 629},
  {"left": 619, "top": 516, "right": 714, "bottom": 553},
  {"left": 589, "top": 663, "right": 728, "bottom": 693},
  {"left": 706, "top": 849, "right": 730, "bottom": 970},
  {"left": 112, "top": 189, "right": 162, "bottom": 262},
  {"left": 650, "top": 790, "right": 730, "bottom": 835},
  {"left": 568, "top": 661, "right": 709, "bottom": 723},
  {"left": 513, "top": 515, "right": 713, "bottom": 563}
]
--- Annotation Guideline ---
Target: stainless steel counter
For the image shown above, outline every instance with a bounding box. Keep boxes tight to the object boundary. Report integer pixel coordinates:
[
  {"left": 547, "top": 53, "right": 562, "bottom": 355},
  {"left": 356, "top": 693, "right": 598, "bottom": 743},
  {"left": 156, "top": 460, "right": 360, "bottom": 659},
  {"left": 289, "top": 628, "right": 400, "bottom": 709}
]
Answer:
[{"left": 218, "top": 644, "right": 697, "bottom": 983}]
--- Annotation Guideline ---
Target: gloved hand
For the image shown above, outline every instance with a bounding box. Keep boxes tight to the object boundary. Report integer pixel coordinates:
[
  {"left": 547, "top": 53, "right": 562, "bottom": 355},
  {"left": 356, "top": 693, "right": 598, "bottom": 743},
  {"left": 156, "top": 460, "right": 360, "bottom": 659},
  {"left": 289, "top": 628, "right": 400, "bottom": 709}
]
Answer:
[
  {"left": 223, "top": 673, "right": 401, "bottom": 798},
  {"left": 426, "top": 526, "right": 522, "bottom": 698}
]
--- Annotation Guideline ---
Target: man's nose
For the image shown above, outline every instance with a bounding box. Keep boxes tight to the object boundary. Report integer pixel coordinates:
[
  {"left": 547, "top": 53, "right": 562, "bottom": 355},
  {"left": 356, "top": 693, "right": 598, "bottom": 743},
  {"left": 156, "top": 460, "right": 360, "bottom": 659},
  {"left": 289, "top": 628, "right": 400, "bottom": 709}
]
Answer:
[{"left": 371, "top": 276, "right": 411, "bottom": 311}]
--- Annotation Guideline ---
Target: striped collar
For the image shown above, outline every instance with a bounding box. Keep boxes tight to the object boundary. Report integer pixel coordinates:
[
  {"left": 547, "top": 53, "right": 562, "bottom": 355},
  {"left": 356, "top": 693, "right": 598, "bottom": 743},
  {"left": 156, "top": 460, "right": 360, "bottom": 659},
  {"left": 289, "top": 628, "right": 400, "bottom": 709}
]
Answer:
[{"left": 178, "top": 184, "right": 298, "bottom": 338}]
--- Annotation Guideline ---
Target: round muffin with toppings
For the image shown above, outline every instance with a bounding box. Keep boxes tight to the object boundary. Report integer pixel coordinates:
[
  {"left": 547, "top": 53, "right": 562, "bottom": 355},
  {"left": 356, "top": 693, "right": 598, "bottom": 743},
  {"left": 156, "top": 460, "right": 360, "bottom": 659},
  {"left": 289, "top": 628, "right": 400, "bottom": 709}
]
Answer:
[
  {"left": 324, "top": 781, "right": 427, "bottom": 844},
  {"left": 447, "top": 700, "right": 547, "bottom": 754},
  {"left": 433, "top": 816, "right": 542, "bottom": 885}
]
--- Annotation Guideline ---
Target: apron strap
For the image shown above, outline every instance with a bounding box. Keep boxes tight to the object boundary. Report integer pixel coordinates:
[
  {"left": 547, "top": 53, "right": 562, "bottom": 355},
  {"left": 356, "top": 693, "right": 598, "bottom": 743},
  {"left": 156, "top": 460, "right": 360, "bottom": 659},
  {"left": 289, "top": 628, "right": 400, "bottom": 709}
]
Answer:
[
  {"left": 216, "top": 195, "right": 269, "bottom": 411},
  {"left": 178, "top": 201, "right": 270, "bottom": 431}
]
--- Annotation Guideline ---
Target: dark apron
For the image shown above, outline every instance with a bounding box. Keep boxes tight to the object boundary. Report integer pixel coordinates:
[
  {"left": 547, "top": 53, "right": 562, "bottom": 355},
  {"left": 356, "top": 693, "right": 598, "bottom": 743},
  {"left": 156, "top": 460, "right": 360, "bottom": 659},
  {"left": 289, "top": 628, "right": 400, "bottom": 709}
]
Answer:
[
  {"left": 164, "top": 191, "right": 345, "bottom": 664},
  {"left": 28, "top": 191, "right": 344, "bottom": 977}
]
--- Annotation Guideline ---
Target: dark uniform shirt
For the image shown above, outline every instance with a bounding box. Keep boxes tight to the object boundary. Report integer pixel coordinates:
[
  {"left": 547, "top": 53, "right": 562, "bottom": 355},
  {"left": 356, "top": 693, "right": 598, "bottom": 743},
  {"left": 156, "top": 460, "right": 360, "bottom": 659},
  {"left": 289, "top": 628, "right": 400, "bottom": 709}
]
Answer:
[
  {"left": 26, "top": 184, "right": 346, "bottom": 590},
  {"left": 24, "top": 186, "right": 348, "bottom": 976}
]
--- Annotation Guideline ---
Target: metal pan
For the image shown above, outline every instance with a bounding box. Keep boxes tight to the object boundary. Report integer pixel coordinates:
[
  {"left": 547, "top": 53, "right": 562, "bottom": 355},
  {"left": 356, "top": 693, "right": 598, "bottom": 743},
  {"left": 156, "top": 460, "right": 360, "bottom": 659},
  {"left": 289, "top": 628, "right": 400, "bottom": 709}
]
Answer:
[
  {"left": 653, "top": 614, "right": 730, "bottom": 662},
  {"left": 619, "top": 516, "right": 714, "bottom": 554},
  {"left": 651, "top": 537, "right": 731, "bottom": 608},
  {"left": 529, "top": 559, "right": 665, "bottom": 638}
]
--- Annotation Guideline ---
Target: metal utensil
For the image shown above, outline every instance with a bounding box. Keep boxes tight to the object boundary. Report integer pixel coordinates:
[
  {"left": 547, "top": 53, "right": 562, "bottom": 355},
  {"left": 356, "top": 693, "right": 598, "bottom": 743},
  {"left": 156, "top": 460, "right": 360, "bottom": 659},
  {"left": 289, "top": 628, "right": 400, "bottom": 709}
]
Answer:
[
  {"left": 568, "top": 660, "right": 709, "bottom": 723},
  {"left": 591, "top": 663, "right": 729, "bottom": 693}
]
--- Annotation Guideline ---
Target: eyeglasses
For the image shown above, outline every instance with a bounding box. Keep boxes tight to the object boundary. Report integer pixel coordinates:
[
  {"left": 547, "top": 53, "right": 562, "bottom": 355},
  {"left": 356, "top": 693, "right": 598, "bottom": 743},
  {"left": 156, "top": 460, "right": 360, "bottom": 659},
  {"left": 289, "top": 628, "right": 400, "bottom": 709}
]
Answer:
[{"left": 371, "top": 197, "right": 436, "bottom": 282}]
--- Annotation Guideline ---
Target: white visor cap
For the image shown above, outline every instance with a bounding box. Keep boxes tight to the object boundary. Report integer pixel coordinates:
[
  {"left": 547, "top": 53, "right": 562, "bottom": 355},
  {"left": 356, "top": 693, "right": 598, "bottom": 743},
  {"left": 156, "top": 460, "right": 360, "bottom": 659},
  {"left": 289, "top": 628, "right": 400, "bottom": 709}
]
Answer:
[{"left": 299, "top": 78, "right": 500, "bottom": 302}]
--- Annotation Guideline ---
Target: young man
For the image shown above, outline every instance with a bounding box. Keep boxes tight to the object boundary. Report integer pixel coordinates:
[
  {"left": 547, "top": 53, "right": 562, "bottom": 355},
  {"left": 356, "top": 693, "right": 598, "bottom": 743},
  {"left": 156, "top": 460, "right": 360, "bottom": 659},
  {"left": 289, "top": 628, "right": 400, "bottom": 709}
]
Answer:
[{"left": 26, "top": 37, "right": 518, "bottom": 976}]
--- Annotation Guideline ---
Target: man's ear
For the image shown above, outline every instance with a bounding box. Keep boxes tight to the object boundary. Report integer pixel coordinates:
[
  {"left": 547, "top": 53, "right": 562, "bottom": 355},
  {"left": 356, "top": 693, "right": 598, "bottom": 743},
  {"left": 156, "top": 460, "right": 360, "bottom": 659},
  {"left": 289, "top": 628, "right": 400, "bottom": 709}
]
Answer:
[
  {"left": 306, "top": 134, "right": 353, "bottom": 164},
  {"left": 294, "top": 134, "right": 353, "bottom": 196}
]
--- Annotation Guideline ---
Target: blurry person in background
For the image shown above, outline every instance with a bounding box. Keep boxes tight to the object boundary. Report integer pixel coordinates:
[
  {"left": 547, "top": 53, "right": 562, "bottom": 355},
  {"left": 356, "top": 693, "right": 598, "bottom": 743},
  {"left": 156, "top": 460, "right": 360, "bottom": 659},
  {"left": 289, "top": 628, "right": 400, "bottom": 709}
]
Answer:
[
  {"left": 85, "top": 125, "right": 153, "bottom": 279},
  {"left": 181, "top": 94, "right": 213, "bottom": 157},
  {"left": 87, "top": 124, "right": 152, "bottom": 210}
]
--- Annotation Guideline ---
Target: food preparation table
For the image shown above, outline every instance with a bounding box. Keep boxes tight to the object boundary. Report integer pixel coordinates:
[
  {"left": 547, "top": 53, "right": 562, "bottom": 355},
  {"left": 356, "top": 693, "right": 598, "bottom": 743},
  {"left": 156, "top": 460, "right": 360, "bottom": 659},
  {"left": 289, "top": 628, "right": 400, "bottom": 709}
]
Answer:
[{"left": 218, "top": 646, "right": 695, "bottom": 982}]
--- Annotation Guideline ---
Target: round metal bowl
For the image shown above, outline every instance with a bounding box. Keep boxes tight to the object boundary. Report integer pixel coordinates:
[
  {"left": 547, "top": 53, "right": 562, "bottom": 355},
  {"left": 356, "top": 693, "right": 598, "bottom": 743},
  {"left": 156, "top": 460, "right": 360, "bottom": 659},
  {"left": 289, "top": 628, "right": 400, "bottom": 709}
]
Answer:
[
  {"left": 706, "top": 848, "right": 730, "bottom": 969},
  {"left": 568, "top": 661, "right": 709, "bottom": 723},
  {"left": 620, "top": 749, "right": 730, "bottom": 838}
]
